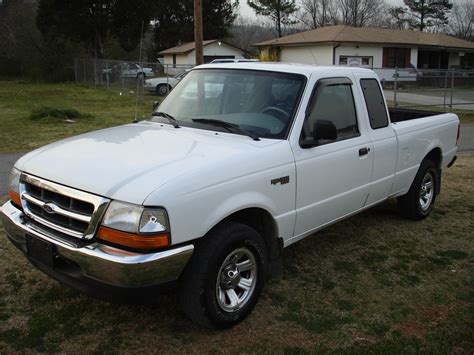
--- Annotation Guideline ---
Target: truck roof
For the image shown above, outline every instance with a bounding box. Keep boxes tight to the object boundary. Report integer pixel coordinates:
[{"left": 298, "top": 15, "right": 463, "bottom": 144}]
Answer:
[{"left": 197, "top": 62, "right": 375, "bottom": 77}]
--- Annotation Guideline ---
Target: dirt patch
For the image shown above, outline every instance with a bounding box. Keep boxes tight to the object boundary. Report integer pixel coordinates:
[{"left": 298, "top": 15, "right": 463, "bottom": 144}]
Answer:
[
  {"left": 394, "top": 320, "right": 427, "bottom": 338},
  {"left": 422, "top": 304, "right": 450, "bottom": 323}
]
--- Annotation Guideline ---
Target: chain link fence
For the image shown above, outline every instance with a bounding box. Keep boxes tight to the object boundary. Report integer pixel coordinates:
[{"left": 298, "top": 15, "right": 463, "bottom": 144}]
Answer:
[
  {"left": 74, "top": 58, "right": 194, "bottom": 96},
  {"left": 377, "top": 68, "right": 474, "bottom": 112},
  {"left": 75, "top": 60, "right": 474, "bottom": 112}
]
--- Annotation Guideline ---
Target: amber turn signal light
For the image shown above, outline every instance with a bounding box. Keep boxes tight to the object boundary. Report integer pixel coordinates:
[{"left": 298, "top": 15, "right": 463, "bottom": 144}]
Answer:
[
  {"left": 8, "top": 191, "right": 22, "bottom": 208},
  {"left": 97, "top": 226, "right": 170, "bottom": 250}
]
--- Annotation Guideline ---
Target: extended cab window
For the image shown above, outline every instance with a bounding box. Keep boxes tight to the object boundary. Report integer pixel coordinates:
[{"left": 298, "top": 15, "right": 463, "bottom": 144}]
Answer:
[
  {"left": 302, "top": 82, "right": 359, "bottom": 144},
  {"left": 360, "top": 78, "right": 389, "bottom": 129}
]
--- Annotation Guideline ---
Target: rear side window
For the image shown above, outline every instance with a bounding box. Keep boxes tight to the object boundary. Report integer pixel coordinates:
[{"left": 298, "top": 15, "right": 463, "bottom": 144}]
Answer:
[{"left": 360, "top": 78, "right": 389, "bottom": 129}]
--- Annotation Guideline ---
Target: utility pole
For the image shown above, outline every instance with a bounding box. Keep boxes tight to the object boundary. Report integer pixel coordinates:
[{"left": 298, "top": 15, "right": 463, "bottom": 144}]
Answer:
[{"left": 194, "top": 0, "right": 204, "bottom": 65}]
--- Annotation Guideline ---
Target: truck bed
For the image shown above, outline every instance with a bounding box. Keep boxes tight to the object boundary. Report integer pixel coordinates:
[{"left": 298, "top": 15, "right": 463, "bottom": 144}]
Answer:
[{"left": 389, "top": 107, "right": 441, "bottom": 123}]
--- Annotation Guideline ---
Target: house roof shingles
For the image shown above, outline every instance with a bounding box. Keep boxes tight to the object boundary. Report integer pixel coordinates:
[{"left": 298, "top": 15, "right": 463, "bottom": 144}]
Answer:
[{"left": 256, "top": 25, "right": 474, "bottom": 50}]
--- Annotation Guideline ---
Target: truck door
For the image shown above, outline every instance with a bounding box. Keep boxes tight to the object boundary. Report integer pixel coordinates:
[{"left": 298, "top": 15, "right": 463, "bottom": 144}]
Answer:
[
  {"left": 290, "top": 76, "right": 374, "bottom": 240},
  {"left": 356, "top": 76, "right": 398, "bottom": 206}
]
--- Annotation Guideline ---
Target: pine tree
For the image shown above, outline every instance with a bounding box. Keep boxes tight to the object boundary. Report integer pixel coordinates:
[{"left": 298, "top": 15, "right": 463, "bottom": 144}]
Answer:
[
  {"left": 247, "top": 0, "right": 298, "bottom": 37},
  {"left": 402, "top": 0, "right": 453, "bottom": 31},
  {"left": 153, "top": 0, "right": 237, "bottom": 52},
  {"left": 37, "top": 0, "right": 153, "bottom": 58}
]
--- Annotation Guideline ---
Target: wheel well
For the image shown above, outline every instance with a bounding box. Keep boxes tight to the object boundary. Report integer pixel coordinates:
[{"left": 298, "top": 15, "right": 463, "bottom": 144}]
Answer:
[
  {"left": 223, "top": 208, "right": 281, "bottom": 262},
  {"left": 423, "top": 148, "right": 442, "bottom": 169},
  {"left": 423, "top": 147, "right": 442, "bottom": 195}
]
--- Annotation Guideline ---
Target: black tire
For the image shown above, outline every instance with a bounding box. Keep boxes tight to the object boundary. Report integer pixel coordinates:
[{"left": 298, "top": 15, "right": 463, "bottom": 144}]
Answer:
[
  {"left": 179, "top": 221, "right": 267, "bottom": 329},
  {"left": 156, "top": 84, "right": 170, "bottom": 96},
  {"left": 398, "top": 159, "right": 439, "bottom": 220}
]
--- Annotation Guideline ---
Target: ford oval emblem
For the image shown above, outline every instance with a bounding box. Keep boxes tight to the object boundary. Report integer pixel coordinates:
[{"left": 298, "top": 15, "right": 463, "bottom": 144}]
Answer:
[{"left": 42, "top": 203, "right": 55, "bottom": 214}]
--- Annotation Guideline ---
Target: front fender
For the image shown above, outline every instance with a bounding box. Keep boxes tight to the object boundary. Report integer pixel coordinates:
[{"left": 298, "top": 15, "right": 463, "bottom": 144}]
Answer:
[{"left": 201, "top": 191, "right": 278, "bottom": 237}]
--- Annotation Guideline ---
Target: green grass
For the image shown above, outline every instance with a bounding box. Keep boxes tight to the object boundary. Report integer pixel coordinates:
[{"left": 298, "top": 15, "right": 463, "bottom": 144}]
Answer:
[
  {"left": 455, "top": 111, "right": 474, "bottom": 124},
  {"left": 0, "top": 80, "right": 472, "bottom": 352},
  {"left": 0, "top": 153, "right": 473, "bottom": 352},
  {"left": 0, "top": 81, "right": 160, "bottom": 153}
]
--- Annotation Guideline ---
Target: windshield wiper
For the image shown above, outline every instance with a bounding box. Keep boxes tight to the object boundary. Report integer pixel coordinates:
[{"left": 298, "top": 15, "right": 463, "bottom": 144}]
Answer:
[
  {"left": 192, "top": 118, "right": 260, "bottom": 141},
  {"left": 151, "top": 111, "right": 180, "bottom": 128}
]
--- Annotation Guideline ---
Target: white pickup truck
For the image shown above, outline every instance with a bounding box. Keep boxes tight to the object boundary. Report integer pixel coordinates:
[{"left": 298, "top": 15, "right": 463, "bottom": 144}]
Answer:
[{"left": 1, "top": 63, "right": 459, "bottom": 329}]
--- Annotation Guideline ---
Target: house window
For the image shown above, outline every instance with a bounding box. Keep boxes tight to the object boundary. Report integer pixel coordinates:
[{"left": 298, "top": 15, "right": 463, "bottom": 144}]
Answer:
[
  {"left": 339, "top": 56, "right": 373, "bottom": 68},
  {"left": 383, "top": 48, "right": 411, "bottom": 68}
]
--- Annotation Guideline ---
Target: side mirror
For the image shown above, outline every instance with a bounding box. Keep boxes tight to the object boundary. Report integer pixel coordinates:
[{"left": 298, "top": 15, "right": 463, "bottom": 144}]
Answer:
[
  {"left": 152, "top": 101, "right": 160, "bottom": 111},
  {"left": 313, "top": 120, "right": 337, "bottom": 141}
]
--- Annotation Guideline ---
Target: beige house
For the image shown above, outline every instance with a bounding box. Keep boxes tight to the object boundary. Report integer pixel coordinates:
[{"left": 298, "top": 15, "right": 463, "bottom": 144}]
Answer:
[
  {"left": 159, "top": 40, "right": 246, "bottom": 73},
  {"left": 256, "top": 26, "right": 474, "bottom": 81}
]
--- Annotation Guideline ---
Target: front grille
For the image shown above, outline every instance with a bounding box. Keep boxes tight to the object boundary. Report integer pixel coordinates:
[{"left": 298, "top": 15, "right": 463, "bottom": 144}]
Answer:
[
  {"left": 24, "top": 182, "right": 92, "bottom": 233},
  {"left": 19, "top": 174, "right": 109, "bottom": 239}
]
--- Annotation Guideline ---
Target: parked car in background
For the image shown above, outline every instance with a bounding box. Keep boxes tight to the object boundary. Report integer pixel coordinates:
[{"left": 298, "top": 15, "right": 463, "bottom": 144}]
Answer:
[
  {"left": 145, "top": 70, "right": 190, "bottom": 96},
  {"left": 103, "top": 63, "right": 154, "bottom": 79}
]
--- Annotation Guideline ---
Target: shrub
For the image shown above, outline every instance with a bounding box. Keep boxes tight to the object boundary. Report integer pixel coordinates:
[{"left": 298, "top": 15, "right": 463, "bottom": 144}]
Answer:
[{"left": 30, "top": 106, "right": 93, "bottom": 120}]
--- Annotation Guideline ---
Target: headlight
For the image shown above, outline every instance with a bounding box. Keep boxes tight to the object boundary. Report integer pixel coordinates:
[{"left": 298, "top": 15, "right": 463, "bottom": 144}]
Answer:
[
  {"left": 8, "top": 167, "right": 22, "bottom": 207},
  {"left": 101, "top": 201, "right": 143, "bottom": 233},
  {"left": 98, "top": 201, "right": 170, "bottom": 250}
]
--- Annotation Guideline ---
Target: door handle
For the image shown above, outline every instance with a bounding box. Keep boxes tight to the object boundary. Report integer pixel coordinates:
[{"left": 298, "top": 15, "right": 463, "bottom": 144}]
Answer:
[{"left": 359, "top": 147, "right": 370, "bottom": 156}]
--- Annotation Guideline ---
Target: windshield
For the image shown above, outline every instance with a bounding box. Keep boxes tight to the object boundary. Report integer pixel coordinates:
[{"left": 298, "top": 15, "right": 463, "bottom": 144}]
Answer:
[{"left": 154, "top": 69, "right": 306, "bottom": 139}]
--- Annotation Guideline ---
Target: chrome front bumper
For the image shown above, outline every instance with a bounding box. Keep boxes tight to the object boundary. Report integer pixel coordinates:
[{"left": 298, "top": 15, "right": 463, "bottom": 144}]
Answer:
[{"left": 0, "top": 201, "right": 193, "bottom": 289}]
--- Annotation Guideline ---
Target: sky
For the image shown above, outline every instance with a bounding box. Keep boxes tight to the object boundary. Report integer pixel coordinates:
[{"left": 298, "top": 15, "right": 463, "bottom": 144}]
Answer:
[{"left": 237, "top": 0, "right": 405, "bottom": 19}]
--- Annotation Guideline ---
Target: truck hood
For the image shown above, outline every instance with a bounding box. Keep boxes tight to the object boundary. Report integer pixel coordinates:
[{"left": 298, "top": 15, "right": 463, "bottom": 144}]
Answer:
[{"left": 16, "top": 122, "right": 279, "bottom": 205}]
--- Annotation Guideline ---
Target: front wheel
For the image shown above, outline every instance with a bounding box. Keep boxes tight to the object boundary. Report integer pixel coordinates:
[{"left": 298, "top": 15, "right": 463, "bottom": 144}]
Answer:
[
  {"left": 179, "top": 222, "right": 267, "bottom": 329},
  {"left": 398, "top": 159, "right": 438, "bottom": 220}
]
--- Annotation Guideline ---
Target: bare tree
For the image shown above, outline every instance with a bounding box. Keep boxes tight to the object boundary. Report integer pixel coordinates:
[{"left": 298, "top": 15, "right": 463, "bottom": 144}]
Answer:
[
  {"left": 337, "top": 0, "right": 384, "bottom": 27},
  {"left": 299, "top": 0, "right": 335, "bottom": 29},
  {"left": 449, "top": 0, "right": 474, "bottom": 40},
  {"left": 370, "top": 3, "right": 400, "bottom": 28},
  {"left": 228, "top": 16, "right": 275, "bottom": 53},
  {"left": 387, "top": 6, "right": 411, "bottom": 29}
]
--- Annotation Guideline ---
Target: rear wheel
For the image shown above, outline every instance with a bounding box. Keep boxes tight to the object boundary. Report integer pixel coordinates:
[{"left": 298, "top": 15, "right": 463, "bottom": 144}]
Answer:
[
  {"left": 179, "top": 222, "right": 267, "bottom": 329},
  {"left": 398, "top": 159, "right": 438, "bottom": 220}
]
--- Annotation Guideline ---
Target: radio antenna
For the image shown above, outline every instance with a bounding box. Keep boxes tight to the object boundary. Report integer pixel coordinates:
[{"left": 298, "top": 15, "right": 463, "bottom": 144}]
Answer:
[{"left": 134, "top": 20, "right": 145, "bottom": 123}]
